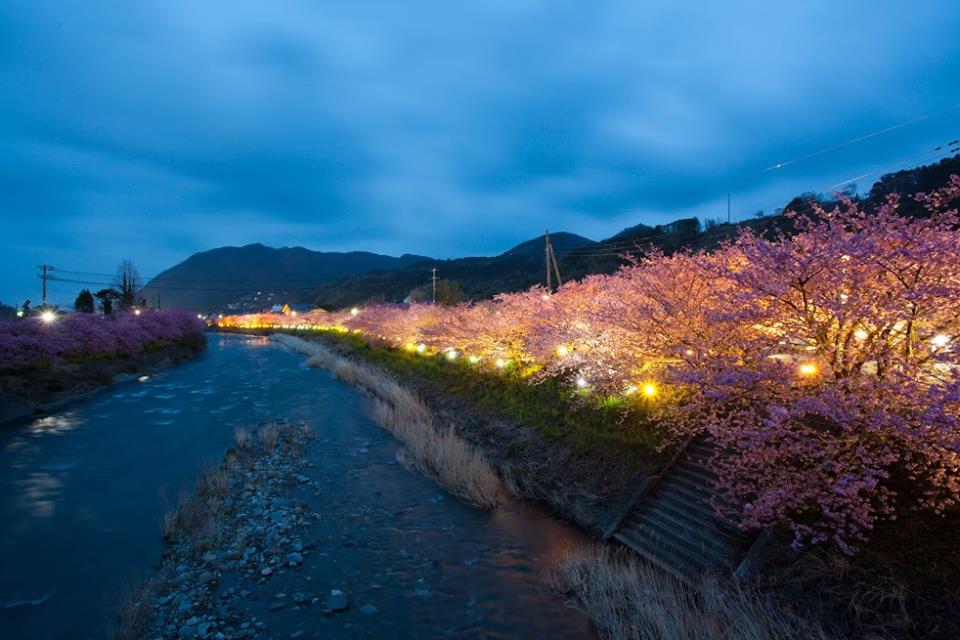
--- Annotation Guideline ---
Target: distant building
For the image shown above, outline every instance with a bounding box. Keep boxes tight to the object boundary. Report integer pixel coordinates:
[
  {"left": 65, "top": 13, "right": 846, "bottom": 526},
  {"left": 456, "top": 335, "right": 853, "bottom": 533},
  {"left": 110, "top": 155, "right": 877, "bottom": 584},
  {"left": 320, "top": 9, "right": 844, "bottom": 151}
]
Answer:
[{"left": 269, "top": 303, "right": 312, "bottom": 315}]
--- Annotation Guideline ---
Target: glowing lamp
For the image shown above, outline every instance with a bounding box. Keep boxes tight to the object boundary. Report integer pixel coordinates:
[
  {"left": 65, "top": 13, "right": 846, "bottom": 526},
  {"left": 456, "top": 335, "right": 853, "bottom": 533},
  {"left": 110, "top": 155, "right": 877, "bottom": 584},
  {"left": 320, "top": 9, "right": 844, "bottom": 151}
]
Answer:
[
  {"left": 16, "top": 310, "right": 24, "bottom": 318},
  {"left": 642, "top": 383, "right": 657, "bottom": 398},
  {"left": 468, "top": 355, "right": 480, "bottom": 364},
  {"left": 798, "top": 362, "right": 818, "bottom": 377},
  {"left": 40, "top": 310, "right": 56, "bottom": 324},
  {"left": 197, "top": 314, "right": 203, "bottom": 319},
  {"left": 931, "top": 334, "right": 950, "bottom": 348},
  {"left": 575, "top": 376, "right": 588, "bottom": 388},
  {"left": 446, "top": 349, "right": 458, "bottom": 361},
  {"left": 541, "top": 294, "right": 550, "bottom": 301},
  {"left": 416, "top": 343, "right": 427, "bottom": 354},
  {"left": 134, "top": 308, "right": 141, "bottom": 316},
  {"left": 684, "top": 349, "right": 694, "bottom": 357},
  {"left": 854, "top": 329, "right": 868, "bottom": 341},
  {"left": 556, "top": 345, "right": 570, "bottom": 357},
  {"left": 495, "top": 358, "right": 506, "bottom": 368},
  {"left": 350, "top": 307, "right": 359, "bottom": 316},
  {"left": 404, "top": 342, "right": 416, "bottom": 352}
]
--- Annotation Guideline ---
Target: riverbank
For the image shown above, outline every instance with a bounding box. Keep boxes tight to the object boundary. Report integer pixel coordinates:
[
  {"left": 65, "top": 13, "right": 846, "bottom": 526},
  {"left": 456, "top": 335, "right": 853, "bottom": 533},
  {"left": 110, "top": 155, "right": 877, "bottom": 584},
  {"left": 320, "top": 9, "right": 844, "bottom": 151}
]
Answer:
[
  {"left": 0, "top": 339, "right": 206, "bottom": 426},
  {"left": 114, "top": 420, "right": 319, "bottom": 639}
]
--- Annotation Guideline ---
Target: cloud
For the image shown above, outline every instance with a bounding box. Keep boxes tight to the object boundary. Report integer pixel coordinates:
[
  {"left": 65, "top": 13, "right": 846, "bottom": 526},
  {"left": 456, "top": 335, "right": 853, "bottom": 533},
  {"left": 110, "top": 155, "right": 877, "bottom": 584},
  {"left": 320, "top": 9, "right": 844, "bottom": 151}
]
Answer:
[{"left": 3, "top": 0, "right": 960, "bottom": 303}]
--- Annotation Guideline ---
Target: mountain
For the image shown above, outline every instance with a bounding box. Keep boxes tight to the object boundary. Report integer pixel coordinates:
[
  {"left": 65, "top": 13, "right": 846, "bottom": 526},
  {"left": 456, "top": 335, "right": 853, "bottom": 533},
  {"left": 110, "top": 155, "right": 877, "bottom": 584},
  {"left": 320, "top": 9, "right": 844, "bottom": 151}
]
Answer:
[
  {"left": 140, "top": 244, "right": 430, "bottom": 312},
  {"left": 306, "top": 232, "right": 595, "bottom": 309}
]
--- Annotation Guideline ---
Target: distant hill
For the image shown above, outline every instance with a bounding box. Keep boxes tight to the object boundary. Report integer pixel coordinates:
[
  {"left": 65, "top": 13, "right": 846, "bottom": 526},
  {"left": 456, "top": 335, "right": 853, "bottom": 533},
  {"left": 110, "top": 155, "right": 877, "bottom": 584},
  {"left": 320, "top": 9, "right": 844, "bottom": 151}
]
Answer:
[
  {"left": 306, "top": 232, "right": 595, "bottom": 309},
  {"left": 140, "top": 244, "right": 430, "bottom": 312}
]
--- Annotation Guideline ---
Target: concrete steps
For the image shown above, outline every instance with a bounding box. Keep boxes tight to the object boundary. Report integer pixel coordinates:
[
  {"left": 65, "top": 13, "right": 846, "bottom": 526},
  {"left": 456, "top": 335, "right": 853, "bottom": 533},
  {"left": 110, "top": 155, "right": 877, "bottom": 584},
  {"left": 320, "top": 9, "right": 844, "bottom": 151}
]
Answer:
[{"left": 608, "top": 437, "right": 755, "bottom": 581}]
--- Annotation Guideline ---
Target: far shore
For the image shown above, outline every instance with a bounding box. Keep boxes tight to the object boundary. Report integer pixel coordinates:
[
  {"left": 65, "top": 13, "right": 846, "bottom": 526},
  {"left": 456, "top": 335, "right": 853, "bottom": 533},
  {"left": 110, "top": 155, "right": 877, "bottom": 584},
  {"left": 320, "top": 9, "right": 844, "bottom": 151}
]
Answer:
[{"left": 0, "top": 339, "right": 207, "bottom": 427}]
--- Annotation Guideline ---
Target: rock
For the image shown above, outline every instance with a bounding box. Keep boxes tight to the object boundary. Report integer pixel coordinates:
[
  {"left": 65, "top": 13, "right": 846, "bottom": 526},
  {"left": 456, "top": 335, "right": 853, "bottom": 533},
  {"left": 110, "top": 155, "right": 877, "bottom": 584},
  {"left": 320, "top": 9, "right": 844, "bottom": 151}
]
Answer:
[
  {"left": 292, "top": 592, "right": 310, "bottom": 605},
  {"left": 197, "top": 621, "right": 212, "bottom": 637},
  {"left": 198, "top": 571, "right": 214, "bottom": 585},
  {"left": 325, "top": 589, "right": 349, "bottom": 611},
  {"left": 295, "top": 474, "right": 309, "bottom": 483},
  {"left": 269, "top": 601, "right": 286, "bottom": 612},
  {"left": 202, "top": 552, "right": 218, "bottom": 564},
  {"left": 359, "top": 604, "right": 378, "bottom": 615},
  {"left": 260, "top": 567, "right": 273, "bottom": 577},
  {"left": 286, "top": 552, "right": 303, "bottom": 566}
]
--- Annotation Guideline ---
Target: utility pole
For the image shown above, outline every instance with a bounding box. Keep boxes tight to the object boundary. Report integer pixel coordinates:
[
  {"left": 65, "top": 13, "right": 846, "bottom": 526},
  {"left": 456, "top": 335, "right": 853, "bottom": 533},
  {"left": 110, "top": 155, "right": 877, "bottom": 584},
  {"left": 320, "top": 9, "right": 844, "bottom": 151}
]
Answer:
[
  {"left": 545, "top": 230, "right": 552, "bottom": 291},
  {"left": 431, "top": 267, "right": 438, "bottom": 305},
  {"left": 544, "top": 230, "right": 562, "bottom": 291},
  {"left": 37, "top": 264, "right": 54, "bottom": 307}
]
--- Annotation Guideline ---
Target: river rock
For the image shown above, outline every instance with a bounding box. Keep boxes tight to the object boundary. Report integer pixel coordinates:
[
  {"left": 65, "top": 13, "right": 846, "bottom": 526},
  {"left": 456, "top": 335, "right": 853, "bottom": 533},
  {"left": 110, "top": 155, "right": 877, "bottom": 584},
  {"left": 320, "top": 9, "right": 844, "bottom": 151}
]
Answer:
[
  {"left": 260, "top": 567, "right": 273, "bottom": 577},
  {"left": 359, "top": 604, "right": 378, "bottom": 615},
  {"left": 287, "top": 552, "right": 303, "bottom": 566},
  {"left": 325, "top": 589, "right": 349, "bottom": 611}
]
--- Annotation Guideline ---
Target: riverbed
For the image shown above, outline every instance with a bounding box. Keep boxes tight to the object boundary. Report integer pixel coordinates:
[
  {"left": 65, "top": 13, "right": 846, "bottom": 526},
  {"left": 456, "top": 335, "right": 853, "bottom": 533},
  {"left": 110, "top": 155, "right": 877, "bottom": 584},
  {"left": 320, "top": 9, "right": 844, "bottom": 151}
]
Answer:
[{"left": 0, "top": 333, "right": 592, "bottom": 639}]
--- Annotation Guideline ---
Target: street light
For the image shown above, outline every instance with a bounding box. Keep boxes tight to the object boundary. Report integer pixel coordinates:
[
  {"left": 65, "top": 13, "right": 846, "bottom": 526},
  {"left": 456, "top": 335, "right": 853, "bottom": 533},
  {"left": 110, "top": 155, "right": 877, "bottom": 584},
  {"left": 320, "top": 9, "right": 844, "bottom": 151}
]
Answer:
[{"left": 40, "top": 310, "right": 56, "bottom": 324}]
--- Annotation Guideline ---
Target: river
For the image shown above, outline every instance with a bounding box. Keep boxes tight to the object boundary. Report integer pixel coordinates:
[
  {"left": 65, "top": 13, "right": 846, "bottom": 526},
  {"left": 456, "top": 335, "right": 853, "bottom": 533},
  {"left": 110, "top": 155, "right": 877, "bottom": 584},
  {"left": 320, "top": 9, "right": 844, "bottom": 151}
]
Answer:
[{"left": 0, "top": 333, "right": 592, "bottom": 639}]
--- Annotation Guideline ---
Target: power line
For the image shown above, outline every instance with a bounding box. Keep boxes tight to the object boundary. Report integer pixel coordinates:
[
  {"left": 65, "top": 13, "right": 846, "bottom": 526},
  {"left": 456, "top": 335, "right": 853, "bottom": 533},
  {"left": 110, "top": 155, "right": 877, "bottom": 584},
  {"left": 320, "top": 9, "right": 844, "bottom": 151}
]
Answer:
[{"left": 761, "top": 101, "right": 960, "bottom": 173}]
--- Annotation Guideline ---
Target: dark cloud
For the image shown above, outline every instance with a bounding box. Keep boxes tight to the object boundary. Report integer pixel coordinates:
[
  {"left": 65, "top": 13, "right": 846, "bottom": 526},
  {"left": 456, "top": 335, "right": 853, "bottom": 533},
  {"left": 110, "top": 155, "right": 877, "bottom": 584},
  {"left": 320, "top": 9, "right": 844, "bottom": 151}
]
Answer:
[{"left": 3, "top": 0, "right": 960, "bottom": 304}]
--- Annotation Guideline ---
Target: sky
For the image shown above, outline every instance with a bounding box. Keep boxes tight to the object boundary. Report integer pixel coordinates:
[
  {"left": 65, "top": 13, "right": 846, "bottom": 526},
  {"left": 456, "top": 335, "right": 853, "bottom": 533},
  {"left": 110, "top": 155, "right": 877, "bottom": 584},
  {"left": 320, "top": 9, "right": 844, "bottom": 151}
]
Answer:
[{"left": 2, "top": 1, "right": 960, "bottom": 306}]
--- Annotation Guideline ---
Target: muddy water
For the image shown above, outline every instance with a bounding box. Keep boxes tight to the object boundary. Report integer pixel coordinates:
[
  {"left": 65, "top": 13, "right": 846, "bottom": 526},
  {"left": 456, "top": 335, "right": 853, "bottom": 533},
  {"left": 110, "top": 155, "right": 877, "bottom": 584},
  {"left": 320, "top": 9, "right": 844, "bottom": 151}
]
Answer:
[{"left": 0, "top": 334, "right": 592, "bottom": 639}]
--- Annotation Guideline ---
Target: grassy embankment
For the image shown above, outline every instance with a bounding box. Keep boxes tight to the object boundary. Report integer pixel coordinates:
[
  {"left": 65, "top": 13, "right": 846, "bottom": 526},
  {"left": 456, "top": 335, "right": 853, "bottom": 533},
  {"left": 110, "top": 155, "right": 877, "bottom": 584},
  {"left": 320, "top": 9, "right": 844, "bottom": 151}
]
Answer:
[
  {"left": 0, "top": 335, "right": 207, "bottom": 406},
  {"left": 270, "top": 328, "right": 673, "bottom": 473}
]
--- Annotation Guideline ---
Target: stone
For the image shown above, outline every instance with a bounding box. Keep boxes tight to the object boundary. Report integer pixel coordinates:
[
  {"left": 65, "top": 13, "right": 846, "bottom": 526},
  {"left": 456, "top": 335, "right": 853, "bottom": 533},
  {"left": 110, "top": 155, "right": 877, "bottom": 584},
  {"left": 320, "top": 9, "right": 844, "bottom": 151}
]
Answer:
[
  {"left": 198, "top": 571, "right": 214, "bottom": 585},
  {"left": 325, "top": 589, "right": 349, "bottom": 611},
  {"left": 260, "top": 567, "right": 273, "bottom": 577},
  {"left": 292, "top": 592, "right": 310, "bottom": 605},
  {"left": 286, "top": 552, "right": 303, "bottom": 566},
  {"left": 359, "top": 604, "right": 378, "bottom": 615}
]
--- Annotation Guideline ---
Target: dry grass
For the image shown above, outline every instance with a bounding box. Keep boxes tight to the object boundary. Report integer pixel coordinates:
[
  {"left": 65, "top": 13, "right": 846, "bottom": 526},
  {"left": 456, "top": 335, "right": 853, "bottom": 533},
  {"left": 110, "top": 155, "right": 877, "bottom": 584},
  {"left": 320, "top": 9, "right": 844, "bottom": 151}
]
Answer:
[
  {"left": 554, "top": 545, "right": 832, "bottom": 640},
  {"left": 258, "top": 424, "right": 279, "bottom": 453},
  {"left": 272, "top": 333, "right": 499, "bottom": 509},
  {"left": 234, "top": 425, "right": 252, "bottom": 448}
]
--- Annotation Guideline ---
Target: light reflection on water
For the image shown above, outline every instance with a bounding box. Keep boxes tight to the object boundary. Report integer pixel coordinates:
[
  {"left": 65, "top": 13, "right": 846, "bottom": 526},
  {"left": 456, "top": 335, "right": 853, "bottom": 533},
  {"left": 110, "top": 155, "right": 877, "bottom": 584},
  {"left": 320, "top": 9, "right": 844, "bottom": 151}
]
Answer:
[{"left": 26, "top": 413, "right": 82, "bottom": 436}]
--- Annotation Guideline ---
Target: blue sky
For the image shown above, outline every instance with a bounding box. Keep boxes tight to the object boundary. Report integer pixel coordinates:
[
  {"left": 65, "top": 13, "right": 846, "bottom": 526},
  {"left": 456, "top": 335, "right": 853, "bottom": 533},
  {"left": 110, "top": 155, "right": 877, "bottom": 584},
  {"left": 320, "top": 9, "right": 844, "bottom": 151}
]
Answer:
[{"left": 2, "top": 1, "right": 960, "bottom": 305}]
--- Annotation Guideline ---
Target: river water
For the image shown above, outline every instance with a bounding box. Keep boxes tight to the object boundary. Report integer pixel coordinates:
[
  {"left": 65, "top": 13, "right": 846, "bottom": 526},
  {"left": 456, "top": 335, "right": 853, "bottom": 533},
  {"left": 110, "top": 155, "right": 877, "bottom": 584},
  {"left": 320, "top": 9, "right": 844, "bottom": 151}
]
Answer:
[{"left": 0, "top": 334, "right": 592, "bottom": 639}]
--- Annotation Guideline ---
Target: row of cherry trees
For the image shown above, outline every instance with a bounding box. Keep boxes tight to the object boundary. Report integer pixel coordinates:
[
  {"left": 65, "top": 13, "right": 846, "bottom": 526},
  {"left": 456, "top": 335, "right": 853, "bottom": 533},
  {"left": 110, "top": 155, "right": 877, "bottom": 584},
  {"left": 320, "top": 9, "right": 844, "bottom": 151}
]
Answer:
[
  {"left": 0, "top": 310, "right": 206, "bottom": 368},
  {"left": 222, "top": 176, "right": 960, "bottom": 553}
]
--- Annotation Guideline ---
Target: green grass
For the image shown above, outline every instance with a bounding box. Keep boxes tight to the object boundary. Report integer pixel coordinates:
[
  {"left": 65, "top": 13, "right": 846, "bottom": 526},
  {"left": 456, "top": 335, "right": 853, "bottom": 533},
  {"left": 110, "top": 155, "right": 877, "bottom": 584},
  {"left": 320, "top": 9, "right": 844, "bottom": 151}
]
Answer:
[{"left": 273, "top": 328, "right": 672, "bottom": 471}]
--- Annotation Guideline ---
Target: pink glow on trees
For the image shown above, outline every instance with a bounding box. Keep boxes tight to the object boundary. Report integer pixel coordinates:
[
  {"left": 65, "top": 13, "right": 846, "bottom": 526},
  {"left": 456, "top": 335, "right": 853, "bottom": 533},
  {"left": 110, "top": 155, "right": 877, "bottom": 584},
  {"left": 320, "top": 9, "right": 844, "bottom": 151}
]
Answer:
[{"left": 216, "top": 175, "right": 960, "bottom": 553}]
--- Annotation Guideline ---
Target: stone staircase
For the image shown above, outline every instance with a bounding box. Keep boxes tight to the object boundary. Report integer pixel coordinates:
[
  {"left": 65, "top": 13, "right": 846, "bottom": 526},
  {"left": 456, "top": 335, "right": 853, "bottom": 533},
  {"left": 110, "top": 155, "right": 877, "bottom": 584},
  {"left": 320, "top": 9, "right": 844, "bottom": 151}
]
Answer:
[{"left": 605, "top": 437, "right": 757, "bottom": 581}]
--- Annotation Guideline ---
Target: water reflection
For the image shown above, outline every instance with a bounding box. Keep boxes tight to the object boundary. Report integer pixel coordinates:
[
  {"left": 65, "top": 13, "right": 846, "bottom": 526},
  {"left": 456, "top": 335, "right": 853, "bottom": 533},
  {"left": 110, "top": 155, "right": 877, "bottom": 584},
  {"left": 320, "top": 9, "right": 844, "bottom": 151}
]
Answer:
[
  {"left": 17, "top": 472, "right": 62, "bottom": 518},
  {"left": 26, "top": 413, "right": 81, "bottom": 436}
]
